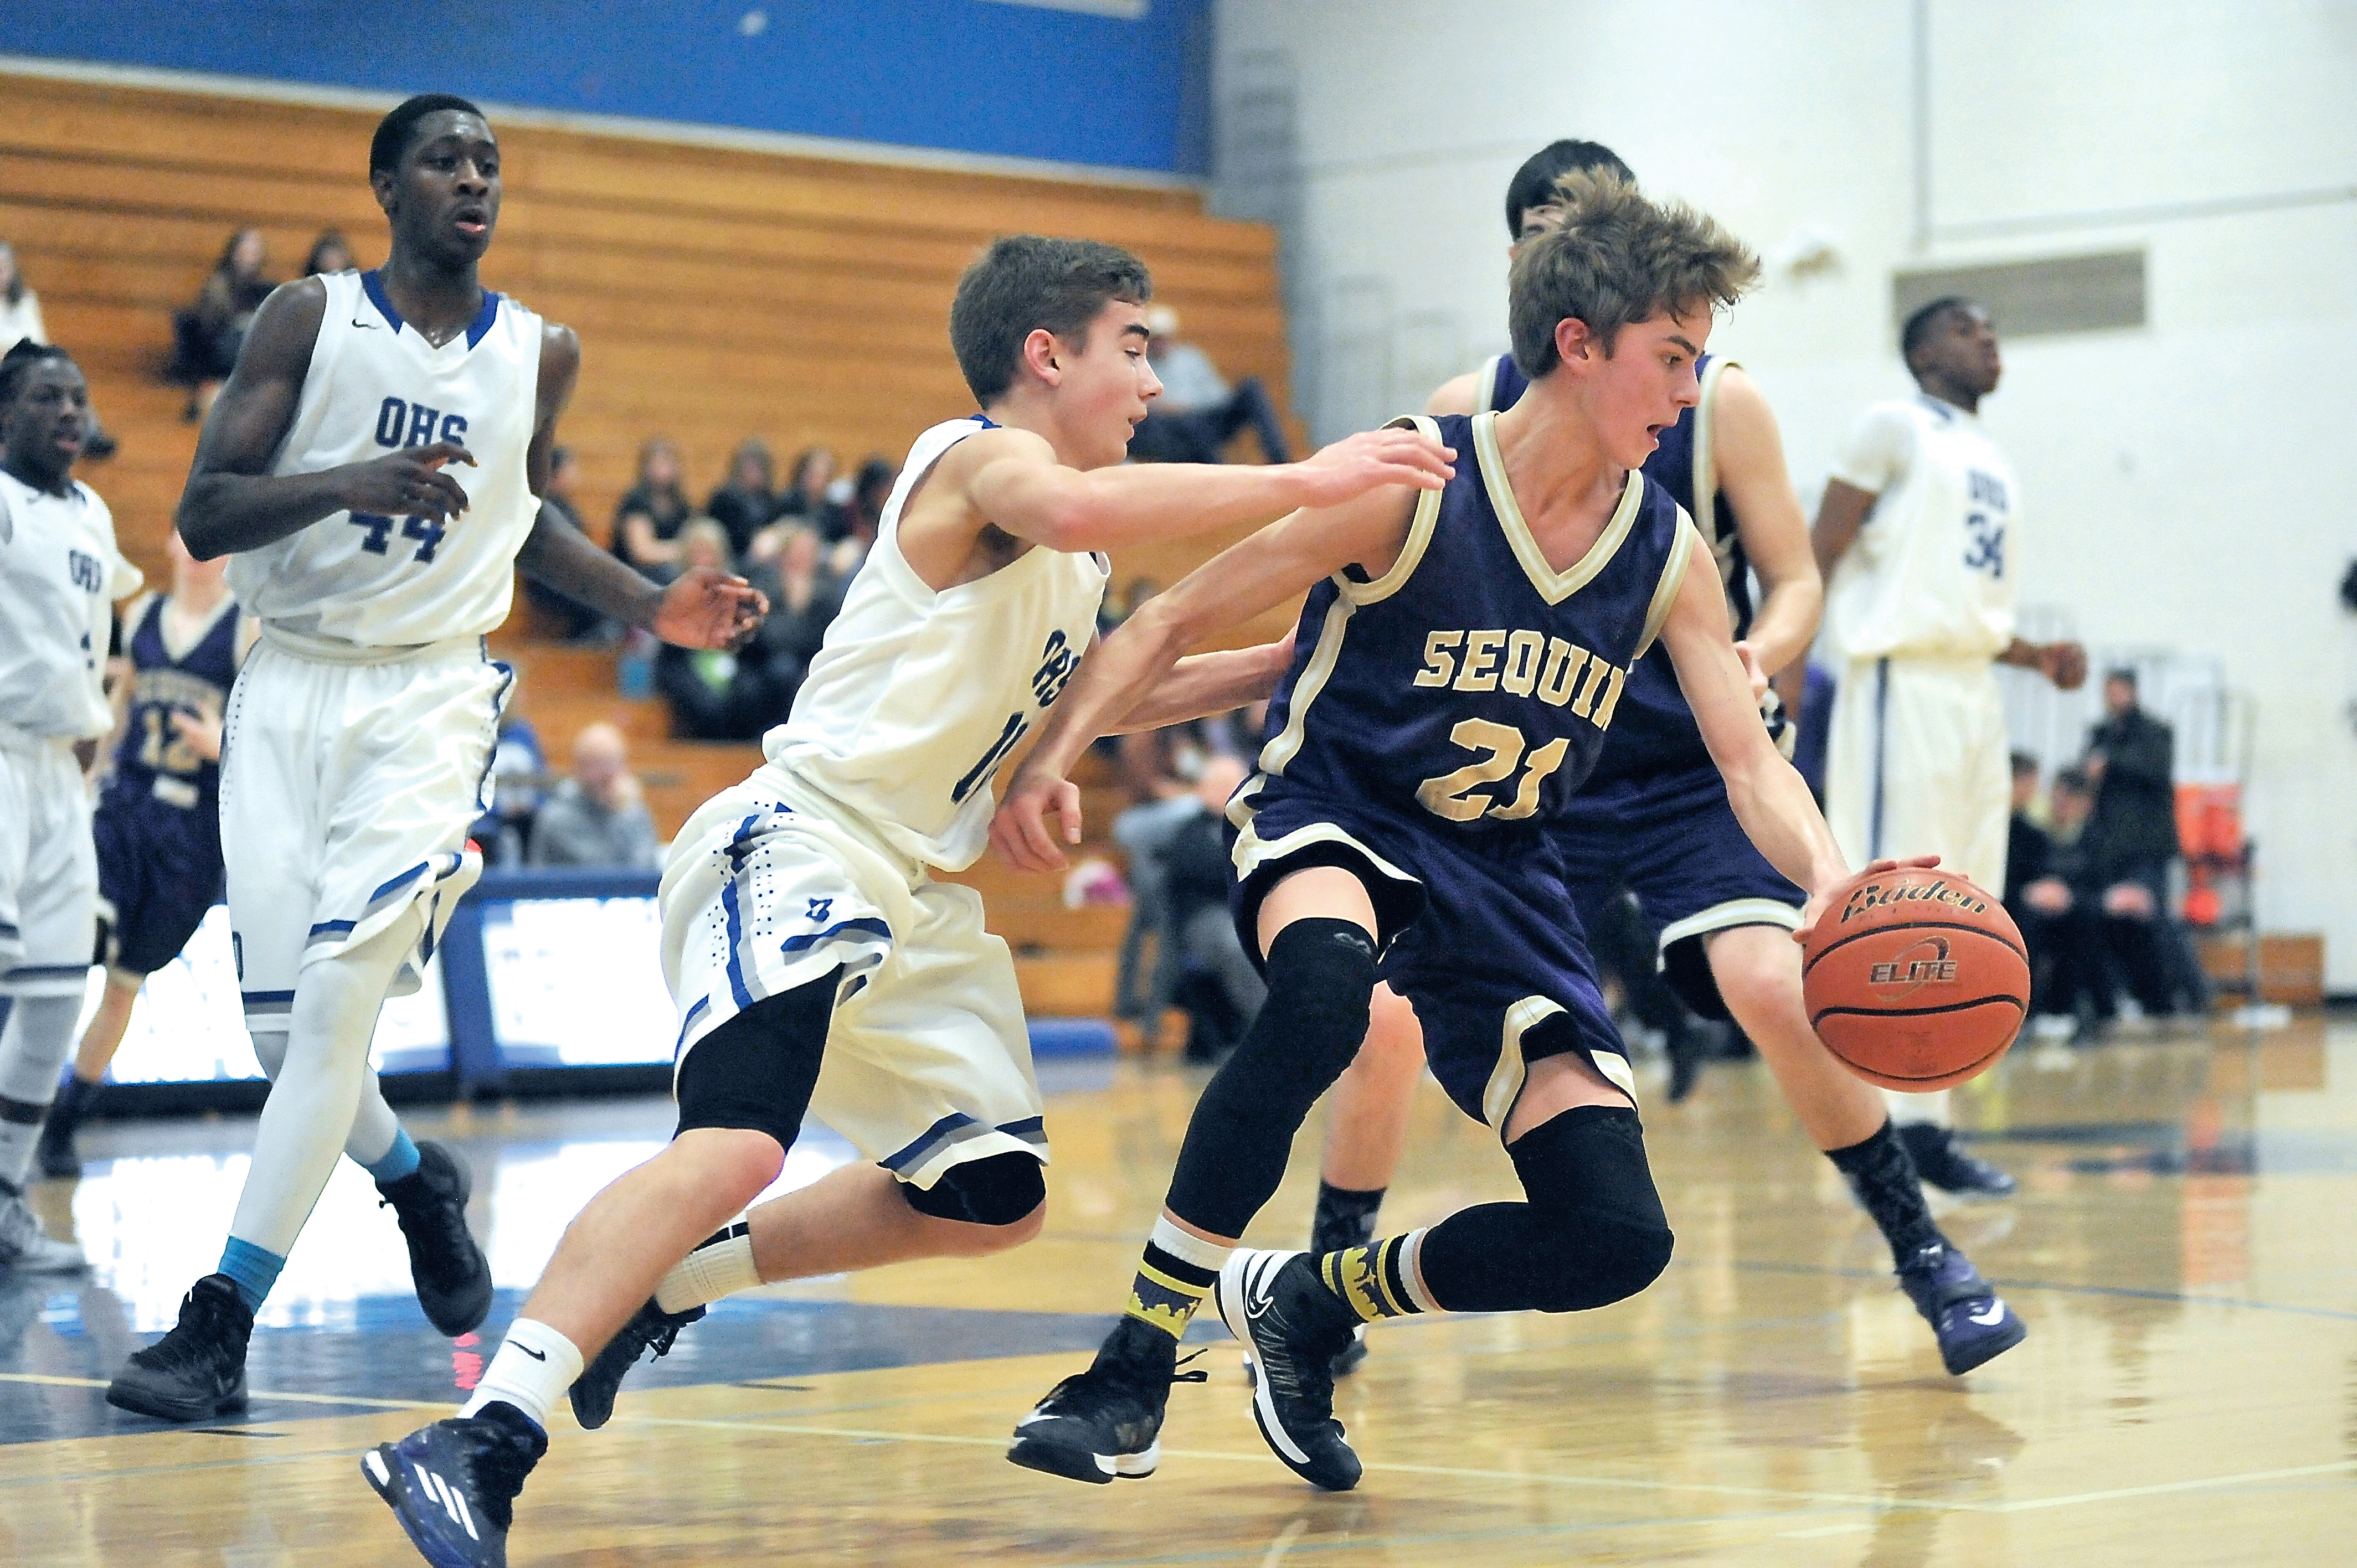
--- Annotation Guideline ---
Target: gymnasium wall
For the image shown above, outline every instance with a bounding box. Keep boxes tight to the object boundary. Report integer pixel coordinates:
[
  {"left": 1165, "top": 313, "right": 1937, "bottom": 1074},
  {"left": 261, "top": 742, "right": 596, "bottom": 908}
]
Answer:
[
  {"left": 0, "top": 0, "right": 1211, "bottom": 177},
  {"left": 1216, "top": 0, "right": 2357, "bottom": 988}
]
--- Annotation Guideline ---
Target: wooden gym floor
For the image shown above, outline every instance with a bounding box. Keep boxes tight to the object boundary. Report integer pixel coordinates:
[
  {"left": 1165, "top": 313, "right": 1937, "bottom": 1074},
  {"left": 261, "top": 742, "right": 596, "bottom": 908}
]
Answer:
[{"left": 4, "top": 1015, "right": 2353, "bottom": 1566}]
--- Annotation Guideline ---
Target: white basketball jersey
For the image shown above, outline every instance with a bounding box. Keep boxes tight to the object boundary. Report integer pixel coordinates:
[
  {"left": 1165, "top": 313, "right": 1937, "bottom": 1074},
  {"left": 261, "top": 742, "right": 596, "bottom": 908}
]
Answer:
[
  {"left": 1823, "top": 393, "right": 2017, "bottom": 661},
  {"left": 0, "top": 470, "right": 138, "bottom": 739},
  {"left": 759, "top": 416, "right": 1109, "bottom": 871},
  {"left": 227, "top": 269, "right": 543, "bottom": 647}
]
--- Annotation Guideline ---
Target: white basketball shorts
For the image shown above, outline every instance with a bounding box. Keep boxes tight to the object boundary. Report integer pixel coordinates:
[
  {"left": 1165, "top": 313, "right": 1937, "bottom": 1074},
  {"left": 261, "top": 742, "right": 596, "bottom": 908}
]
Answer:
[
  {"left": 220, "top": 633, "right": 502, "bottom": 1034},
  {"left": 0, "top": 734, "right": 97, "bottom": 998},
  {"left": 1825, "top": 654, "right": 2009, "bottom": 894},
  {"left": 660, "top": 770, "right": 1047, "bottom": 1190}
]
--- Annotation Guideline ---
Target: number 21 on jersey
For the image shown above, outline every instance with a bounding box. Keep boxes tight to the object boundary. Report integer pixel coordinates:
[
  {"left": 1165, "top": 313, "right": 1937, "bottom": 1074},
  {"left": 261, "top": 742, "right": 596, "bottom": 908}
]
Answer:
[{"left": 1416, "top": 719, "right": 1568, "bottom": 823}]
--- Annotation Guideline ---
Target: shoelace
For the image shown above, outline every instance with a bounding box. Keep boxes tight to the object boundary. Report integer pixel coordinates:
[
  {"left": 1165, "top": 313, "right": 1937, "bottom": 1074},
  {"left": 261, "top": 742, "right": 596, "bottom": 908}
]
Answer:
[
  {"left": 381, "top": 1187, "right": 476, "bottom": 1286},
  {"left": 144, "top": 1290, "right": 243, "bottom": 1373}
]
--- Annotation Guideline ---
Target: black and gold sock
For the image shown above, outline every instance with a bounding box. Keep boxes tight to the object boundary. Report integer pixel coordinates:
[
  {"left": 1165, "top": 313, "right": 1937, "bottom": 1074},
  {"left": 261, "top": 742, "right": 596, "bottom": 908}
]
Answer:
[
  {"left": 1319, "top": 1229, "right": 1437, "bottom": 1324},
  {"left": 1123, "top": 1218, "right": 1231, "bottom": 1342},
  {"left": 1310, "top": 1181, "right": 1385, "bottom": 1256},
  {"left": 1826, "top": 1118, "right": 1945, "bottom": 1267}
]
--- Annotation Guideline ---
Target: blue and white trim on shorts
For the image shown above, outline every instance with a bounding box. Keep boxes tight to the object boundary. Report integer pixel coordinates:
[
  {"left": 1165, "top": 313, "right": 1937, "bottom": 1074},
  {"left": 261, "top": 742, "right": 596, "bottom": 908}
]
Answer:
[{"left": 883, "top": 1111, "right": 1050, "bottom": 1188}]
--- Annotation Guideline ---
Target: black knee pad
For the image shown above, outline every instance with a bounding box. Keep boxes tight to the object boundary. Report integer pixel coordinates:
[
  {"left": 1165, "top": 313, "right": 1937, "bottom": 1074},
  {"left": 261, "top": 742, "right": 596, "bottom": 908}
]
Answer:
[
  {"left": 900, "top": 1151, "right": 1045, "bottom": 1228},
  {"left": 1507, "top": 1106, "right": 1675, "bottom": 1311},
  {"left": 1231, "top": 917, "right": 1378, "bottom": 1088},
  {"left": 673, "top": 971, "right": 837, "bottom": 1149}
]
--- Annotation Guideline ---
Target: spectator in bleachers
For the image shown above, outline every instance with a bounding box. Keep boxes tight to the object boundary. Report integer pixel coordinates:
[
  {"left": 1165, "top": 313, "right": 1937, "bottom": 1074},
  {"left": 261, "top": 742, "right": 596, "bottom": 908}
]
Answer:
[
  {"left": 528, "top": 721, "right": 661, "bottom": 870},
  {"left": 747, "top": 522, "right": 842, "bottom": 719},
  {"left": 0, "top": 241, "right": 47, "bottom": 351},
  {"left": 1150, "top": 755, "right": 1265, "bottom": 1062},
  {"left": 826, "top": 455, "right": 897, "bottom": 576},
  {"left": 169, "top": 227, "right": 274, "bottom": 415},
  {"left": 776, "top": 445, "right": 838, "bottom": 526},
  {"left": 614, "top": 436, "right": 693, "bottom": 577},
  {"left": 1128, "top": 303, "right": 1294, "bottom": 465},
  {"left": 302, "top": 230, "right": 354, "bottom": 276},
  {"left": 1, "top": 240, "right": 116, "bottom": 459},
  {"left": 2082, "top": 668, "right": 2208, "bottom": 1017},
  {"left": 472, "top": 688, "right": 549, "bottom": 868},
  {"left": 654, "top": 520, "right": 771, "bottom": 740},
  {"left": 2006, "top": 751, "right": 2076, "bottom": 1035},
  {"left": 705, "top": 437, "right": 779, "bottom": 559},
  {"left": 523, "top": 446, "right": 610, "bottom": 642}
]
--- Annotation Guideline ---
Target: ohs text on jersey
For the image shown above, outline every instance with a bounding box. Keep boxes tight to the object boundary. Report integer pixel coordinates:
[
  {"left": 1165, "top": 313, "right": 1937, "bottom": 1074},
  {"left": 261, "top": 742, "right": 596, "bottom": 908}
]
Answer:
[{"left": 347, "top": 394, "right": 474, "bottom": 565}]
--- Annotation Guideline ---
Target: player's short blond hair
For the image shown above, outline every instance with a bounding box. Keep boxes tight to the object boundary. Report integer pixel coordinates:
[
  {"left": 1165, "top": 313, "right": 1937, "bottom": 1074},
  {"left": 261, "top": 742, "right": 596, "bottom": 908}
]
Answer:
[{"left": 1507, "top": 172, "right": 1759, "bottom": 378}]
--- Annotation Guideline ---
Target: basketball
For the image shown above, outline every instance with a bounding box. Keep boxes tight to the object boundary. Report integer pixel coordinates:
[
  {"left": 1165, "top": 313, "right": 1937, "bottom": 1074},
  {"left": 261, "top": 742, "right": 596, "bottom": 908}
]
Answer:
[{"left": 1800, "top": 866, "right": 2030, "bottom": 1092}]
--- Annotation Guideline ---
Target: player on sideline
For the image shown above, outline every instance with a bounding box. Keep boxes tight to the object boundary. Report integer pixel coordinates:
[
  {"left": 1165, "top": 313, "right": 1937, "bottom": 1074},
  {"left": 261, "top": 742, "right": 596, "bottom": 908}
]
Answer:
[
  {"left": 0, "top": 340, "right": 140, "bottom": 1271},
  {"left": 38, "top": 530, "right": 255, "bottom": 1179},
  {"left": 1814, "top": 296, "right": 2085, "bottom": 1195},
  {"left": 1293, "top": 140, "right": 2026, "bottom": 1384},
  {"left": 361, "top": 235, "right": 1453, "bottom": 1565},
  {"left": 105, "top": 95, "right": 765, "bottom": 1422},
  {"left": 1000, "top": 174, "right": 1902, "bottom": 1492}
]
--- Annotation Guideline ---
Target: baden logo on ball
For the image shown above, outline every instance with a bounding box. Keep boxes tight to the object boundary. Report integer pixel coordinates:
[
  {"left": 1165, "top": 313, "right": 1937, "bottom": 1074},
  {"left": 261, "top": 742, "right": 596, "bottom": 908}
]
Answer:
[{"left": 1801, "top": 869, "right": 2029, "bottom": 1092}]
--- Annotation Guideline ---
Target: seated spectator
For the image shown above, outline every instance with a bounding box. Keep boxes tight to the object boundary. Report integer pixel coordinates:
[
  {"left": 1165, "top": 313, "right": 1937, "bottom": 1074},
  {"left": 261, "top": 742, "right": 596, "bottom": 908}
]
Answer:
[
  {"left": 2, "top": 240, "right": 116, "bottom": 458},
  {"left": 472, "top": 692, "right": 550, "bottom": 868},
  {"left": 2006, "top": 751, "right": 2077, "bottom": 1033},
  {"left": 303, "top": 230, "right": 355, "bottom": 275},
  {"left": 1149, "top": 756, "right": 1265, "bottom": 1062},
  {"left": 614, "top": 436, "right": 693, "bottom": 578},
  {"left": 169, "top": 227, "right": 274, "bottom": 415},
  {"left": 747, "top": 523, "right": 842, "bottom": 719},
  {"left": 528, "top": 721, "right": 661, "bottom": 870},
  {"left": 826, "top": 456, "right": 897, "bottom": 576},
  {"left": 523, "top": 446, "right": 612, "bottom": 641},
  {"left": 653, "top": 520, "right": 772, "bottom": 740},
  {"left": 1127, "top": 304, "right": 1294, "bottom": 465},
  {"left": 0, "top": 241, "right": 47, "bottom": 351},
  {"left": 706, "top": 437, "right": 779, "bottom": 559},
  {"left": 776, "top": 445, "right": 838, "bottom": 525},
  {"left": 2082, "top": 668, "right": 2209, "bottom": 1018}
]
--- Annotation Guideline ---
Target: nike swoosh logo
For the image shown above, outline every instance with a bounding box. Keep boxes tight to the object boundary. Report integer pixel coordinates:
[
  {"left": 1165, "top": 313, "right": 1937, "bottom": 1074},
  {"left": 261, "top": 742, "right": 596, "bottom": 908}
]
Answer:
[
  {"left": 351, "top": 318, "right": 378, "bottom": 329},
  {"left": 507, "top": 1340, "right": 548, "bottom": 1361},
  {"left": 1968, "top": 1303, "right": 2007, "bottom": 1326}
]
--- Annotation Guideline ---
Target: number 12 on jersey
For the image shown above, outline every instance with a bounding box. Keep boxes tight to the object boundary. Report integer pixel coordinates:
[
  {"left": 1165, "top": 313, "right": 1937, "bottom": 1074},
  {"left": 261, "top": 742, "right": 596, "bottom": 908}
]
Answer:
[{"left": 1415, "top": 719, "right": 1569, "bottom": 823}]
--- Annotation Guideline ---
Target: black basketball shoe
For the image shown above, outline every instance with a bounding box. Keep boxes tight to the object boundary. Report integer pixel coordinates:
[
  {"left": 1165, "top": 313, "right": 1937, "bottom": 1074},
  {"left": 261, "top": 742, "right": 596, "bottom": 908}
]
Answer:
[
  {"left": 1008, "top": 1316, "right": 1198, "bottom": 1484},
  {"left": 569, "top": 1297, "right": 705, "bottom": 1430},
  {"left": 378, "top": 1142, "right": 495, "bottom": 1337},
  {"left": 106, "top": 1273, "right": 253, "bottom": 1421},
  {"left": 363, "top": 1400, "right": 545, "bottom": 1568},
  {"left": 1214, "top": 1249, "right": 1363, "bottom": 1490},
  {"left": 1898, "top": 1123, "right": 2019, "bottom": 1199},
  {"left": 1899, "top": 1241, "right": 2027, "bottom": 1375}
]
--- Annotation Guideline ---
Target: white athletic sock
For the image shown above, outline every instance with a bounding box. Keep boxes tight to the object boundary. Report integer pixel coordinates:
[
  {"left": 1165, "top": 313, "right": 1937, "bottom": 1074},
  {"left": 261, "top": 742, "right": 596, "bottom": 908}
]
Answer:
[
  {"left": 0, "top": 994, "right": 84, "bottom": 1188},
  {"left": 461, "top": 1317, "right": 583, "bottom": 1432},
  {"left": 1883, "top": 1089, "right": 1952, "bottom": 1128},
  {"left": 655, "top": 1216, "right": 760, "bottom": 1313}
]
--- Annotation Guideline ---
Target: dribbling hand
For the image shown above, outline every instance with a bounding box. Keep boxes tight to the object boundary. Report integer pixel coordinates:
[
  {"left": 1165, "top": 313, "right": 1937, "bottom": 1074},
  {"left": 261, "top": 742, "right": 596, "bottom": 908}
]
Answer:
[
  {"left": 1291, "top": 426, "right": 1457, "bottom": 508},
  {"left": 341, "top": 442, "right": 475, "bottom": 523},
  {"left": 1793, "top": 854, "right": 1942, "bottom": 946},
  {"left": 991, "top": 764, "right": 1084, "bottom": 874}
]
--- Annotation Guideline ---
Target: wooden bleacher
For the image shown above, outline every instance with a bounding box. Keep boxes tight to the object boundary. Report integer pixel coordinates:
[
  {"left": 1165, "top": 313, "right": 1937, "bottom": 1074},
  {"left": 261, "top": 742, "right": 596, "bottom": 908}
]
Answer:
[{"left": 2, "top": 70, "right": 1306, "bottom": 1028}]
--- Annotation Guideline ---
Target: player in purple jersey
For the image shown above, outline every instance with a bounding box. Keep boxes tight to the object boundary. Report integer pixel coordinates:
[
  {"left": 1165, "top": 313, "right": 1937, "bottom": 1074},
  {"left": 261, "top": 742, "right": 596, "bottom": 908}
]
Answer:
[
  {"left": 1000, "top": 174, "right": 1897, "bottom": 1491},
  {"left": 1301, "top": 140, "right": 2029, "bottom": 1388}
]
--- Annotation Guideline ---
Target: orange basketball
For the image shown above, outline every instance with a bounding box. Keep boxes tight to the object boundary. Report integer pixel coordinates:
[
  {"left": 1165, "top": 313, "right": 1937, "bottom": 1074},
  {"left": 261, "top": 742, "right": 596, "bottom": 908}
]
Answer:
[{"left": 1800, "top": 866, "right": 2029, "bottom": 1092}]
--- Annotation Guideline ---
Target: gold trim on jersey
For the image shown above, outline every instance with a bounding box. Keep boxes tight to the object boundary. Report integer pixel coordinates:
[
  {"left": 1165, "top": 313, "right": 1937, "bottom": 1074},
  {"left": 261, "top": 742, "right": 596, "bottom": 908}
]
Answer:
[
  {"left": 1635, "top": 513, "right": 1699, "bottom": 661},
  {"left": 1257, "top": 597, "right": 1357, "bottom": 777},
  {"left": 1226, "top": 809, "right": 1421, "bottom": 901},
  {"left": 1481, "top": 995, "right": 1641, "bottom": 1132},
  {"left": 1476, "top": 354, "right": 1509, "bottom": 414},
  {"left": 1344, "top": 416, "right": 1448, "bottom": 606},
  {"left": 1470, "top": 410, "right": 1640, "bottom": 606}
]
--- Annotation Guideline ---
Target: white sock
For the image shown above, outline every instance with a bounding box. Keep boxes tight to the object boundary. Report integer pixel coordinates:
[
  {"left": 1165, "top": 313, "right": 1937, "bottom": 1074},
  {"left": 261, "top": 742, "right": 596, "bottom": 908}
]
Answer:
[
  {"left": 460, "top": 1317, "right": 583, "bottom": 1431},
  {"left": 0, "top": 994, "right": 83, "bottom": 1188},
  {"left": 1883, "top": 1089, "right": 1952, "bottom": 1128},
  {"left": 654, "top": 1216, "right": 760, "bottom": 1313}
]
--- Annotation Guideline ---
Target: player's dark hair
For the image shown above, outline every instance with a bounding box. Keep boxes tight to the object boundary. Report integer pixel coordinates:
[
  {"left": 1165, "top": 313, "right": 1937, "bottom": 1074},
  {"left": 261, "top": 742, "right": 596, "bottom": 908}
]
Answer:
[
  {"left": 1900, "top": 295, "right": 1973, "bottom": 364},
  {"left": 1508, "top": 172, "right": 1758, "bottom": 379},
  {"left": 1505, "top": 140, "right": 1636, "bottom": 238},
  {"left": 950, "top": 235, "right": 1151, "bottom": 404},
  {"left": 2010, "top": 750, "right": 2040, "bottom": 777},
  {"left": 370, "top": 93, "right": 488, "bottom": 178},
  {"left": 0, "top": 339, "right": 73, "bottom": 408},
  {"left": 2104, "top": 667, "right": 2138, "bottom": 690},
  {"left": 2055, "top": 766, "right": 2092, "bottom": 795}
]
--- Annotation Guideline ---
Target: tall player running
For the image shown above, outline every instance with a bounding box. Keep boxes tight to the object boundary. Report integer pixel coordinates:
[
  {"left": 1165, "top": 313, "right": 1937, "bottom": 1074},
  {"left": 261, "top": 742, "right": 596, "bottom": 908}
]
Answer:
[
  {"left": 1814, "top": 297, "right": 2085, "bottom": 1195},
  {"left": 105, "top": 95, "right": 766, "bottom": 1423},
  {"left": 361, "top": 235, "right": 1452, "bottom": 1566},
  {"left": 39, "top": 530, "right": 254, "bottom": 1179},
  {"left": 1001, "top": 174, "right": 1892, "bottom": 1491},
  {"left": 1298, "top": 141, "right": 2027, "bottom": 1383},
  {"left": 0, "top": 340, "right": 139, "bottom": 1271}
]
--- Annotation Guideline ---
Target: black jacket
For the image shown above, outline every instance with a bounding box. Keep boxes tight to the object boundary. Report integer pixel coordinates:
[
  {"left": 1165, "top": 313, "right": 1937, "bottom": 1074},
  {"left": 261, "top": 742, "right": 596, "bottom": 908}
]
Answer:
[{"left": 2086, "top": 708, "right": 2179, "bottom": 873}]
